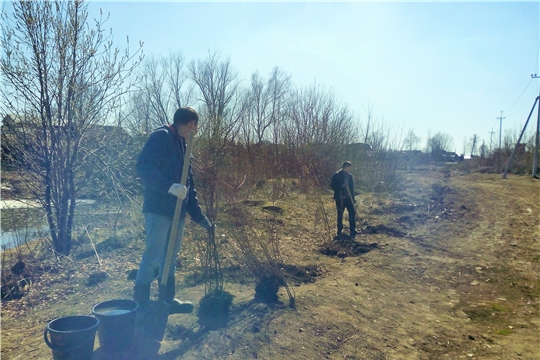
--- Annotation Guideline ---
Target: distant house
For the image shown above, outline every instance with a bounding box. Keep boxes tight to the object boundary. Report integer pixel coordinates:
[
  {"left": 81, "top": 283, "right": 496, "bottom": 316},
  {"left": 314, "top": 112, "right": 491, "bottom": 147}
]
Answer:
[
  {"left": 402, "top": 150, "right": 422, "bottom": 155},
  {"left": 345, "top": 142, "right": 372, "bottom": 153},
  {"left": 401, "top": 150, "right": 422, "bottom": 156},
  {"left": 1, "top": 118, "right": 133, "bottom": 165},
  {"left": 441, "top": 151, "right": 461, "bottom": 162},
  {"left": 400, "top": 150, "right": 423, "bottom": 161},
  {"left": 516, "top": 143, "right": 526, "bottom": 154},
  {"left": 83, "top": 124, "right": 131, "bottom": 144}
]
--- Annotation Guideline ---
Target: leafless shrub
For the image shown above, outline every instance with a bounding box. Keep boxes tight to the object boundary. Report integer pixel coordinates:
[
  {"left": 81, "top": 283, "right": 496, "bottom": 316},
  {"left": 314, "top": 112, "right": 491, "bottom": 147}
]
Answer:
[
  {"left": 346, "top": 110, "right": 405, "bottom": 192},
  {"left": 228, "top": 212, "right": 295, "bottom": 307},
  {"left": 188, "top": 51, "right": 242, "bottom": 326},
  {"left": 0, "top": 215, "right": 46, "bottom": 301},
  {"left": 314, "top": 194, "right": 333, "bottom": 244}
]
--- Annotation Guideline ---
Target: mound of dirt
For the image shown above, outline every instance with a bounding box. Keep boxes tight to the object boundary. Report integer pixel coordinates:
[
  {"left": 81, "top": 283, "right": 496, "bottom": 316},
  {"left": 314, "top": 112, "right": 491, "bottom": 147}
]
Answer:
[
  {"left": 242, "top": 200, "right": 264, "bottom": 207},
  {"left": 430, "top": 183, "right": 451, "bottom": 206},
  {"left": 76, "top": 236, "right": 124, "bottom": 260},
  {"left": 262, "top": 205, "right": 283, "bottom": 213},
  {"left": 361, "top": 224, "right": 406, "bottom": 237},
  {"left": 391, "top": 203, "right": 418, "bottom": 213},
  {"left": 319, "top": 239, "right": 379, "bottom": 258},
  {"left": 280, "top": 264, "right": 322, "bottom": 285},
  {"left": 86, "top": 271, "right": 107, "bottom": 286}
]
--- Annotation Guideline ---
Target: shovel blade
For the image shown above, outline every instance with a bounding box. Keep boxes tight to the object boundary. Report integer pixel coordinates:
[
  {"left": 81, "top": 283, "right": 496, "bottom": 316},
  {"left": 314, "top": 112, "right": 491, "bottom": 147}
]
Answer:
[{"left": 143, "top": 300, "right": 171, "bottom": 341}]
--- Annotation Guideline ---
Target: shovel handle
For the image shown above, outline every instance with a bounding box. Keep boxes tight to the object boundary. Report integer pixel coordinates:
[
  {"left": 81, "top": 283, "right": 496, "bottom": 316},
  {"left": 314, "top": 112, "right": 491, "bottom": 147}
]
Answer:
[
  {"left": 344, "top": 181, "right": 360, "bottom": 213},
  {"left": 161, "top": 130, "right": 194, "bottom": 286}
]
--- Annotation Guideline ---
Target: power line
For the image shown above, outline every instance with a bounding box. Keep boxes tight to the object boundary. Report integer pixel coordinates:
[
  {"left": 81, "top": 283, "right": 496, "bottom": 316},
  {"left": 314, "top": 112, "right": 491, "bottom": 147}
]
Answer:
[
  {"left": 506, "top": 89, "right": 540, "bottom": 118},
  {"left": 505, "top": 78, "right": 533, "bottom": 115}
]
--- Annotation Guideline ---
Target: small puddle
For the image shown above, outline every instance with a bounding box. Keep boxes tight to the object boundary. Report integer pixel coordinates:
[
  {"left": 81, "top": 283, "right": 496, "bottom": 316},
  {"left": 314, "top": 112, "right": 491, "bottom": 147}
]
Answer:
[{"left": 0, "top": 199, "right": 97, "bottom": 250}]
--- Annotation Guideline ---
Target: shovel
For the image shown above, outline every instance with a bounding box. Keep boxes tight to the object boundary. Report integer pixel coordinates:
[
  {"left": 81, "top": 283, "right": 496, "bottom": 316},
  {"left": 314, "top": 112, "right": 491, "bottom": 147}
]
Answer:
[
  {"left": 144, "top": 130, "right": 194, "bottom": 341},
  {"left": 344, "top": 181, "right": 360, "bottom": 214},
  {"left": 343, "top": 180, "right": 363, "bottom": 235}
]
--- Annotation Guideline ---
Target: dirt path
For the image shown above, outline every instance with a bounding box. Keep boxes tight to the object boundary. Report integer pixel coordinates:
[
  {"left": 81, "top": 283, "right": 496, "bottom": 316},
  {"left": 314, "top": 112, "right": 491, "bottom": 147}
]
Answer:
[{"left": 1, "top": 168, "right": 539, "bottom": 359}]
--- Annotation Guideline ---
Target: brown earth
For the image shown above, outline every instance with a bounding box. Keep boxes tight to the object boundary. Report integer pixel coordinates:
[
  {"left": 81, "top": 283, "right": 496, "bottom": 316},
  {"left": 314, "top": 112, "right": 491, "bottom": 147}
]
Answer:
[{"left": 1, "top": 166, "right": 539, "bottom": 359}]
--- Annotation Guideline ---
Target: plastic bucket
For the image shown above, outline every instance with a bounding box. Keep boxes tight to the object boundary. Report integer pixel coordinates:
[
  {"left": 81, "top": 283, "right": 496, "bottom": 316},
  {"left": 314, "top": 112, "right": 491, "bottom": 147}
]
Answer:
[
  {"left": 44, "top": 315, "right": 99, "bottom": 360},
  {"left": 92, "top": 299, "right": 138, "bottom": 352}
]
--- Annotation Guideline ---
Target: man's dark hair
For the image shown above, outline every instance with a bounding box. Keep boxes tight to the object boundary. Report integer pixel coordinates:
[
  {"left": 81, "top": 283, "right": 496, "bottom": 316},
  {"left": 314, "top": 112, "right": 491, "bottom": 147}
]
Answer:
[
  {"left": 173, "top": 107, "right": 199, "bottom": 125},
  {"left": 342, "top": 161, "right": 352, "bottom": 168}
]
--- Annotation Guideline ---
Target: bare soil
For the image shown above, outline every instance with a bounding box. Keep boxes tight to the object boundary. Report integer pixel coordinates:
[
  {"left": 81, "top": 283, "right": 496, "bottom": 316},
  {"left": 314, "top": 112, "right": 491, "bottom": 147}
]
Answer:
[{"left": 1, "top": 166, "right": 539, "bottom": 359}]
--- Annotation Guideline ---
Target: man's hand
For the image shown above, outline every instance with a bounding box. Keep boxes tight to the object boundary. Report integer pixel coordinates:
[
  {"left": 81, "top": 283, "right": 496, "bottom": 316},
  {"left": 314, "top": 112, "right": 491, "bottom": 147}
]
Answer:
[
  {"left": 201, "top": 218, "right": 216, "bottom": 234},
  {"left": 168, "top": 183, "right": 187, "bottom": 200}
]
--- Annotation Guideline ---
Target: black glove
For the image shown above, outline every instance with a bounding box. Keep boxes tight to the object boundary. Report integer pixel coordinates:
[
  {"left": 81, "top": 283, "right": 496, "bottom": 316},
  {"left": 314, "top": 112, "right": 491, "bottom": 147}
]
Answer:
[{"left": 201, "top": 218, "right": 215, "bottom": 233}]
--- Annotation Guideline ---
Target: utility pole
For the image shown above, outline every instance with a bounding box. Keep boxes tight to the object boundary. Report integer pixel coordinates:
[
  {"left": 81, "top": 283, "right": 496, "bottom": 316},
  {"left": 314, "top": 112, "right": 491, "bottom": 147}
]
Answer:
[
  {"left": 489, "top": 128, "right": 495, "bottom": 155},
  {"left": 532, "top": 74, "right": 539, "bottom": 178},
  {"left": 502, "top": 74, "right": 540, "bottom": 179},
  {"left": 496, "top": 110, "right": 506, "bottom": 150}
]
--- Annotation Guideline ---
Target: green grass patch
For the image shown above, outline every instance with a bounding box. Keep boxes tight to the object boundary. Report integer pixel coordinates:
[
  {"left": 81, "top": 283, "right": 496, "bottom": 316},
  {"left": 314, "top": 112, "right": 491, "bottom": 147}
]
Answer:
[
  {"left": 464, "top": 302, "right": 507, "bottom": 321},
  {"left": 490, "top": 303, "right": 506, "bottom": 312},
  {"left": 464, "top": 307, "right": 493, "bottom": 321},
  {"left": 497, "top": 329, "right": 512, "bottom": 335}
]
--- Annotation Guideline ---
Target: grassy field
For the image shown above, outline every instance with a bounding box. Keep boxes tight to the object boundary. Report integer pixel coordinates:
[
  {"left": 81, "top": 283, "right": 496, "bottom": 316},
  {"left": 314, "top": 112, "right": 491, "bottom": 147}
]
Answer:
[{"left": 1, "top": 165, "right": 539, "bottom": 359}]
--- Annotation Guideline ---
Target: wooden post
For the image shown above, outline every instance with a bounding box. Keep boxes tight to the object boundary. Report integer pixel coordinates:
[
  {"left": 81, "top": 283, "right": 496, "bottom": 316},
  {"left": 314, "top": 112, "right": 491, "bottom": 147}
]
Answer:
[
  {"left": 533, "top": 97, "right": 540, "bottom": 178},
  {"left": 161, "top": 130, "right": 194, "bottom": 286}
]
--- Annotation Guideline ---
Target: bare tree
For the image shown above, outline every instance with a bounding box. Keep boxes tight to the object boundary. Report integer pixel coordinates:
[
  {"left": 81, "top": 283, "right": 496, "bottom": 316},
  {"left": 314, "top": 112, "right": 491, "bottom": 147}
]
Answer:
[
  {"left": 241, "top": 67, "right": 291, "bottom": 145},
  {"left": 166, "top": 52, "right": 195, "bottom": 109},
  {"left": 140, "top": 56, "right": 169, "bottom": 125},
  {"left": 283, "top": 83, "right": 357, "bottom": 184},
  {"left": 0, "top": 0, "right": 142, "bottom": 255},
  {"left": 266, "top": 67, "right": 291, "bottom": 145},
  {"left": 470, "top": 134, "right": 479, "bottom": 157},
  {"left": 123, "top": 90, "right": 153, "bottom": 135},
  {"left": 479, "top": 140, "right": 488, "bottom": 159},
  {"left": 427, "top": 132, "right": 454, "bottom": 161},
  {"left": 189, "top": 50, "right": 242, "bottom": 147},
  {"left": 503, "top": 128, "right": 518, "bottom": 155},
  {"left": 240, "top": 72, "right": 266, "bottom": 145},
  {"left": 285, "top": 83, "right": 356, "bottom": 147},
  {"left": 403, "top": 128, "right": 421, "bottom": 151},
  {"left": 362, "top": 103, "right": 375, "bottom": 145},
  {"left": 236, "top": 67, "right": 291, "bottom": 180},
  {"left": 125, "top": 52, "right": 193, "bottom": 135}
]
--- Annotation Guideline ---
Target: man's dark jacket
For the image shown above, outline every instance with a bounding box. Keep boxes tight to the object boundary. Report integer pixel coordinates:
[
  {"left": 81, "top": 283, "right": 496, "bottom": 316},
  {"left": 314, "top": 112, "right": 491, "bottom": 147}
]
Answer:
[
  {"left": 136, "top": 125, "right": 206, "bottom": 223},
  {"left": 331, "top": 169, "right": 355, "bottom": 201}
]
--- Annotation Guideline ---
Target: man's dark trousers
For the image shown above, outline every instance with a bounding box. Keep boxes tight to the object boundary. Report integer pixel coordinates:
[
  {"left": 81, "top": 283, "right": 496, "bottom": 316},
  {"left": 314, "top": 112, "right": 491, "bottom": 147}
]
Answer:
[{"left": 336, "top": 197, "right": 356, "bottom": 235}]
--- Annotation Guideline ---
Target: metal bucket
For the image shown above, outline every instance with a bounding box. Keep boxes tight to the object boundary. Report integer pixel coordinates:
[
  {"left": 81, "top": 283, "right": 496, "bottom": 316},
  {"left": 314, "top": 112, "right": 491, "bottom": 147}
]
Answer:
[
  {"left": 44, "top": 315, "right": 99, "bottom": 360},
  {"left": 92, "top": 299, "right": 138, "bottom": 352}
]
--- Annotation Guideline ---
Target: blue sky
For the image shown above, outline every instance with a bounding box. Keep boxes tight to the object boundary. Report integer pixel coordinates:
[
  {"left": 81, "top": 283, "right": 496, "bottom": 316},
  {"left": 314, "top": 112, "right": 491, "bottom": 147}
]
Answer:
[{"left": 5, "top": 1, "right": 540, "bottom": 152}]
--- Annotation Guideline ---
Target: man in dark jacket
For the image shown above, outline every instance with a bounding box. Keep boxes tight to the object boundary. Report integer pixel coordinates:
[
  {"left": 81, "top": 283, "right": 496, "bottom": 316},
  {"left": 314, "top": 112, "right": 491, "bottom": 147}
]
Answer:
[
  {"left": 331, "top": 161, "right": 357, "bottom": 238},
  {"left": 134, "top": 107, "right": 212, "bottom": 315}
]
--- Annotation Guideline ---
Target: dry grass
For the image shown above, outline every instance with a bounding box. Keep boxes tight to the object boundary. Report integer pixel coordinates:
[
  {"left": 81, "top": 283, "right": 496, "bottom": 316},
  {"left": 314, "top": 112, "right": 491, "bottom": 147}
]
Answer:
[{"left": 1, "top": 166, "right": 539, "bottom": 359}]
